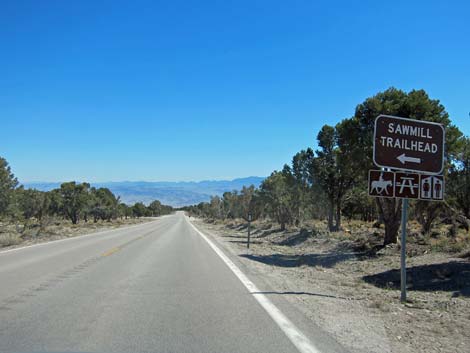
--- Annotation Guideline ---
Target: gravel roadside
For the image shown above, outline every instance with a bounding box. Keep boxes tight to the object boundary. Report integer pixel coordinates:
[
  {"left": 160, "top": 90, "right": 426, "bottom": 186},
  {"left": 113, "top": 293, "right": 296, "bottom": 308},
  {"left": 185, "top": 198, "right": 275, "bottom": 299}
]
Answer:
[{"left": 193, "top": 218, "right": 470, "bottom": 353}]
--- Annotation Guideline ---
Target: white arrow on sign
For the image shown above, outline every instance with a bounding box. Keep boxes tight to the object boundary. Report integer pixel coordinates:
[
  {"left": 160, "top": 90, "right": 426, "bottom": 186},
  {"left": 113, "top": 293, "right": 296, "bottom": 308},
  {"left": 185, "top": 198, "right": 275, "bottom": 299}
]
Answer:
[{"left": 397, "top": 153, "right": 421, "bottom": 165}]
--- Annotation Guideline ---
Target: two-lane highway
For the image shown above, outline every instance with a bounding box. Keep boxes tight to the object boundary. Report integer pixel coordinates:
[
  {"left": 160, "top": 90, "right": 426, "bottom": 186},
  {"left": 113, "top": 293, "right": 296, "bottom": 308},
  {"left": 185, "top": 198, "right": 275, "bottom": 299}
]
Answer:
[{"left": 0, "top": 212, "right": 341, "bottom": 353}]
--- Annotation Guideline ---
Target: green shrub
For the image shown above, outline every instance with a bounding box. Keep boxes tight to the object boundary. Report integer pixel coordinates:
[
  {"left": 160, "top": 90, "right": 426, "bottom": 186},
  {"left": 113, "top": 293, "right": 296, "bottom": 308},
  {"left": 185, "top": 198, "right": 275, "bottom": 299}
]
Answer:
[{"left": 431, "top": 237, "right": 467, "bottom": 253}]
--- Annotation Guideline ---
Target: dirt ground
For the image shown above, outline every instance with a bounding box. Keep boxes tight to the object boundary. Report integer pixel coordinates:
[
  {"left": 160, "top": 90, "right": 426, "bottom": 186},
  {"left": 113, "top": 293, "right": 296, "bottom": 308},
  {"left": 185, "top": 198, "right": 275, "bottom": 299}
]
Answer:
[
  {"left": 0, "top": 217, "right": 154, "bottom": 250},
  {"left": 194, "top": 217, "right": 470, "bottom": 353}
]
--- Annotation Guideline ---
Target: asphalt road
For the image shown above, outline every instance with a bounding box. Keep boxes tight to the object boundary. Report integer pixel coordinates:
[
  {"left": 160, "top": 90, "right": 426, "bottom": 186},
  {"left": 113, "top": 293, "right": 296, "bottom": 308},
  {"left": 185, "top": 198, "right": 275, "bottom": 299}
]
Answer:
[{"left": 0, "top": 212, "right": 344, "bottom": 353}]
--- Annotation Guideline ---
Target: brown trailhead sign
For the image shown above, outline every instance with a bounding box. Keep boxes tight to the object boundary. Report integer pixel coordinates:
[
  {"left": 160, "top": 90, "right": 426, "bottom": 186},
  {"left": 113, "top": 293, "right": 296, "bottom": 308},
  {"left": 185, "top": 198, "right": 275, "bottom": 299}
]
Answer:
[{"left": 374, "top": 115, "right": 445, "bottom": 174}]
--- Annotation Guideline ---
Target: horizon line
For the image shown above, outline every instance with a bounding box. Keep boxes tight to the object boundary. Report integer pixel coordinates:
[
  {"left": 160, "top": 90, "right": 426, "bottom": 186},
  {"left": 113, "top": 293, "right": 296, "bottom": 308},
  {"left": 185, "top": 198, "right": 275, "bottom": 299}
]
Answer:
[{"left": 20, "top": 176, "right": 266, "bottom": 185}]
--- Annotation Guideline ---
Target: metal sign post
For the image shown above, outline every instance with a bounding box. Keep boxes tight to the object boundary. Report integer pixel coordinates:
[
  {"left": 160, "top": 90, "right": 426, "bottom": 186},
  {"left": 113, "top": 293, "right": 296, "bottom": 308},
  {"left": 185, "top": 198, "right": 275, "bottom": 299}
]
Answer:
[
  {"left": 247, "top": 213, "right": 252, "bottom": 249},
  {"left": 400, "top": 198, "right": 408, "bottom": 303}
]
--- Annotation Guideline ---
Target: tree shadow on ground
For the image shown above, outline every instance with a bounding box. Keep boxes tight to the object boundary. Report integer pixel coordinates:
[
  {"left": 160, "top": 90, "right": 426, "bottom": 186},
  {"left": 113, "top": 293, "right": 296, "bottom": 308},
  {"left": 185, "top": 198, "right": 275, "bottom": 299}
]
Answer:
[
  {"left": 251, "top": 224, "right": 273, "bottom": 235},
  {"left": 274, "top": 229, "right": 311, "bottom": 246},
  {"left": 251, "top": 291, "right": 348, "bottom": 300},
  {"left": 226, "top": 222, "right": 250, "bottom": 231},
  {"left": 255, "top": 227, "right": 284, "bottom": 238},
  {"left": 363, "top": 261, "right": 470, "bottom": 297},
  {"left": 221, "top": 234, "right": 248, "bottom": 239},
  {"left": 236, "top": 223, "right": 248, "bottom": 231},
  {"left": 240, "top": 251, "right": 357, "bottom": 268},
  {"left": 228, "top": 240, "right": 262, "bottom": 245}
]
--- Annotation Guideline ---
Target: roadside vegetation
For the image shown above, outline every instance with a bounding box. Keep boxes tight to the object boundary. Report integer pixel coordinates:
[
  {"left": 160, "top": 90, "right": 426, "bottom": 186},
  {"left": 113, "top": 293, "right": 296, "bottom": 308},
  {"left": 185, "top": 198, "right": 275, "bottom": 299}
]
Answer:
[
  {"left": 197, "top": 217, "right": 470, "bottom": 353},
  {"left": 183, "top": 87, "right": 470, "bottom": 250},
  {"left": 183, "top": 87, "right": 470, "bottom": 353},
  {"left": 0, "top": 160, "right": 173, "bottom": 248}
]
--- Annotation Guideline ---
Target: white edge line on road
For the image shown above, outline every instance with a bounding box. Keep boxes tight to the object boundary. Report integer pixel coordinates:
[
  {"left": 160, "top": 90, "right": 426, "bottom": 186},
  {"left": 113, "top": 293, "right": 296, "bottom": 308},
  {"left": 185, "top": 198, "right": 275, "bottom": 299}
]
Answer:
[
  {"left": 0, "top": 217, "right": 163, "bottom": 255},
  {"left": 186, "top": 217, "right": 321, "bottom": 353}
]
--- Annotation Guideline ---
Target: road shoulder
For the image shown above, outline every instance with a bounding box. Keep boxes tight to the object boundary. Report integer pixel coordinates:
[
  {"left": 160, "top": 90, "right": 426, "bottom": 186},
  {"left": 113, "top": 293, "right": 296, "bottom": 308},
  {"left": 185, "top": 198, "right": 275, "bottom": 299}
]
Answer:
[{"left": 188, "top": 216, "right": 351, "bottom": 353}]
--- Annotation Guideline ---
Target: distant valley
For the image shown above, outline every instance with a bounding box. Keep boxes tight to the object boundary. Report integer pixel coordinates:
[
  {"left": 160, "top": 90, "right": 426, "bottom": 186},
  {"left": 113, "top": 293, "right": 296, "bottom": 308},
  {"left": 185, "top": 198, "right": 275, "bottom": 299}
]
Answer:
[{"left": 23, "top": 177, "right": 265, "bottom": 207}]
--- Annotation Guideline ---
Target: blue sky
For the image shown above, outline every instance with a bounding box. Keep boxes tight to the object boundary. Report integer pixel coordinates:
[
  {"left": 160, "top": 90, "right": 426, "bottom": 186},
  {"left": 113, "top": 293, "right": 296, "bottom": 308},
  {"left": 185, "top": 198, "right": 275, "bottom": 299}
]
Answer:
[{"left": 2, "top": 0, "right": 469, "bottom": 182}]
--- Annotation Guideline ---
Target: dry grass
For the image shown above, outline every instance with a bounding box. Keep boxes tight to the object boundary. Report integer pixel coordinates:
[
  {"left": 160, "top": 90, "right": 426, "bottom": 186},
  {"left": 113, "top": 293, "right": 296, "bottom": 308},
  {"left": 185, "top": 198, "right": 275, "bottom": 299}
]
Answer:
[
  {"left": 367, "top": 299, "right": 391, "bottom": 312},
  {"left": 431, "top": 236, "right": 469, "bottom": 254},
  {"left": 0, "top": 217, "right": 153, "bottom": 249},
  {"left": 214, "top": 216, "right": 470, "bottom": 256},
  {"left": 0, "top": 233, "right": 22, "bottom": 247},
  {"left": 199, "top": 217, "right": 470, "bottom": 353}
]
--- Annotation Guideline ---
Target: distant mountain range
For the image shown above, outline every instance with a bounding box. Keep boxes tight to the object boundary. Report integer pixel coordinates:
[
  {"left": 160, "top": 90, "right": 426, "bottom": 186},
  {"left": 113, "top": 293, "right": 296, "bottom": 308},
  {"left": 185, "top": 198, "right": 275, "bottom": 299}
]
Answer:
[{"left": 22, "top": 177, "right": 265, "bottom": 207}]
